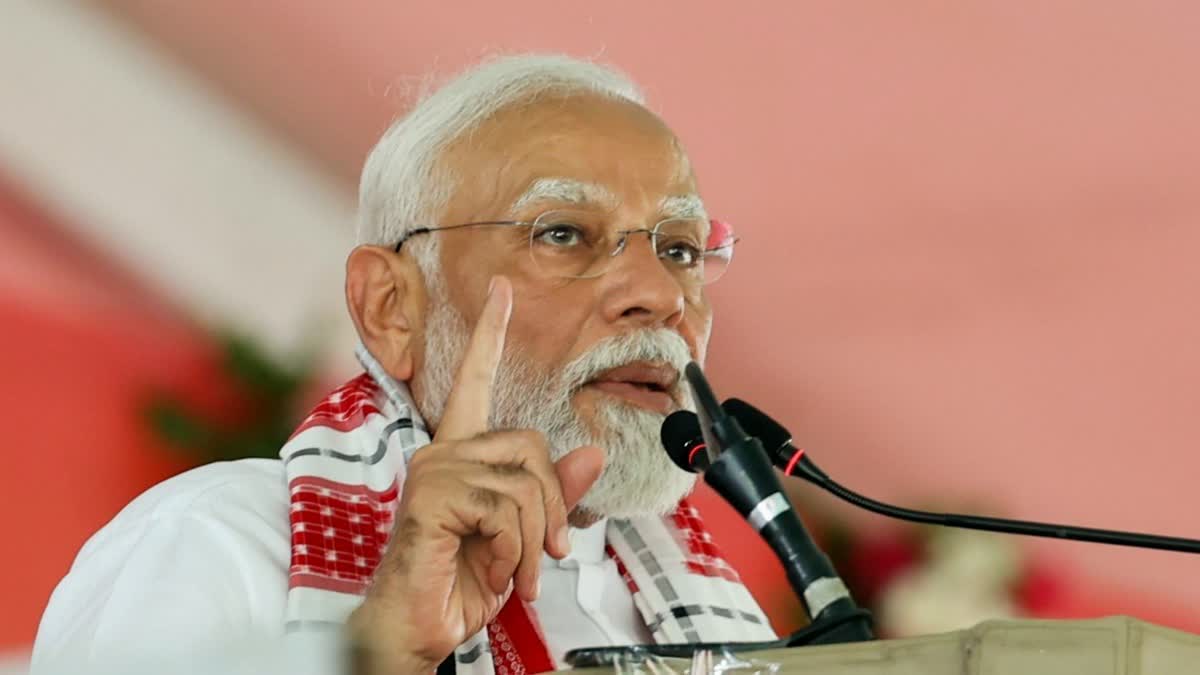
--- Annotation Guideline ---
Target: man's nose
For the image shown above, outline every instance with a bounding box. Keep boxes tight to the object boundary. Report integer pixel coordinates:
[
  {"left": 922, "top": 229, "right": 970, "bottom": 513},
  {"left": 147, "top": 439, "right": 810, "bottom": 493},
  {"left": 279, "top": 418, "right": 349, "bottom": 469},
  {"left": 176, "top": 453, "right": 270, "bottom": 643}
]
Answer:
[{"left": 597, "top": 233, "right": 686, "bottom": 328}]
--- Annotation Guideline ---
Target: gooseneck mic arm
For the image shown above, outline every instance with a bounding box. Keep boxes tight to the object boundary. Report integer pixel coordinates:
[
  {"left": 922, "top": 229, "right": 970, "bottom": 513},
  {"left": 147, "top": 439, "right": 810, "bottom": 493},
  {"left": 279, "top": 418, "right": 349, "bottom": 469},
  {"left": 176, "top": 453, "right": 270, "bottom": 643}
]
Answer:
[
  {"left": 796, "top": 455, "right": 1200, "bottom": 553},
  {"left": 721, "top": 397, "right": 1200, "bottom": 556},
  {"left": 677, "top": 363, "right": 874, "bottom": 644}
]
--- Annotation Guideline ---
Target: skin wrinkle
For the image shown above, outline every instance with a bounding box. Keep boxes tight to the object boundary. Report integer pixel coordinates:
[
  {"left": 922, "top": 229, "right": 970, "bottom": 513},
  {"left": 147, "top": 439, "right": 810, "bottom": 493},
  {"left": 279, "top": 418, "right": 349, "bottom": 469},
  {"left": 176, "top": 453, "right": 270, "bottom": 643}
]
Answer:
[
  {"left": 468, "top": 488, "right": 499, "bottom": 510},
  {"left": 413, "top": 263, "right": 697, "bottom": 518},
  {"left": 512, "top": 178, "right": 709, "bottom": 244},
  {"left": 391, "top": 91, "right": 713, "bottom": 518},
  {"left": 434, "top": 95, "right": 706, "bottom": 333},
  {"left": 478, "top": 134, "right": 705, "bottom": 249},
  {"left": 346, "top": 65, "right": 703, "bottom": 666},
  {"left": 387, "top": 519, "right": 420, "bottom": 577}
]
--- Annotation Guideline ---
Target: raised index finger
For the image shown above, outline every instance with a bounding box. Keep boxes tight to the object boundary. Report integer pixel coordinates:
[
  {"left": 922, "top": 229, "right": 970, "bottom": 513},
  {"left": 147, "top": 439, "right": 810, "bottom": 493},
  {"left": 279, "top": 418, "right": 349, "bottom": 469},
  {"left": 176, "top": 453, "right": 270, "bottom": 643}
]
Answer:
[{"left": 435, "top": 275, "right": 513, "bottom": 440}]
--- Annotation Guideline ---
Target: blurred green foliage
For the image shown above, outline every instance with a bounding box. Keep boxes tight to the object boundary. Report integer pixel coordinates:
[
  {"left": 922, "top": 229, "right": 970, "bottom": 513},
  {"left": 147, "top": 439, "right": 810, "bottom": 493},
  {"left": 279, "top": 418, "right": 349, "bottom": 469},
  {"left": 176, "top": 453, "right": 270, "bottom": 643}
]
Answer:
[{"left": 145, "top": 333, "right": 317, "bottom": 462}]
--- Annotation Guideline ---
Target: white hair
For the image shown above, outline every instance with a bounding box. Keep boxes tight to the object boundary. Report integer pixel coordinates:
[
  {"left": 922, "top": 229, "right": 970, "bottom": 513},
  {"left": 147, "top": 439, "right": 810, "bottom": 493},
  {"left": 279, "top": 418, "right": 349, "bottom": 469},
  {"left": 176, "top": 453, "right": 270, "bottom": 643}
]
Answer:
[
  {"left": 414, "top": 269, "right": 697, "bottom": 518},
  {"left": 367, "top": 56, "right": 704, "bottom": 517},
  {"left": 356, "top": 54, "right": 646, "bottom": 275}
]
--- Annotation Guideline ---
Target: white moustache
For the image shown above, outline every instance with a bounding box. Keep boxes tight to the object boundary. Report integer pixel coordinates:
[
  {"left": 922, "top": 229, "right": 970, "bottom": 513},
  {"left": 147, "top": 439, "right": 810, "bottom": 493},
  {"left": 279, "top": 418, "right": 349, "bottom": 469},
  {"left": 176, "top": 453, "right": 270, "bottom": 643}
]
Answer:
[{"left": 558, "top": 329, "right": 694, "bottom": 395}]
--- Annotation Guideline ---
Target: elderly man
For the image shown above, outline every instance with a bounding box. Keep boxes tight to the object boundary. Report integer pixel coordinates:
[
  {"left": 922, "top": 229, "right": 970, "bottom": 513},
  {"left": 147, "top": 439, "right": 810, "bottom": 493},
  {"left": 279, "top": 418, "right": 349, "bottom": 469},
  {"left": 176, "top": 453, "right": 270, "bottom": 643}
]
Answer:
[{"left": 33, "top": 55, "right": 772, "bottom": 674}]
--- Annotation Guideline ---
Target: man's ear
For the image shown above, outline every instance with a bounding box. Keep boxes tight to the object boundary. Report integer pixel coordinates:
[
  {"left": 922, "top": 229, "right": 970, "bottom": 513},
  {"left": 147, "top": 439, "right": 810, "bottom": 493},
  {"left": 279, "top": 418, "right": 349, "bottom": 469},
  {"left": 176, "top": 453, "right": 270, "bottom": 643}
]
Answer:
[{"left": 345, "top": 245, "right": 424, "bottom": 382}]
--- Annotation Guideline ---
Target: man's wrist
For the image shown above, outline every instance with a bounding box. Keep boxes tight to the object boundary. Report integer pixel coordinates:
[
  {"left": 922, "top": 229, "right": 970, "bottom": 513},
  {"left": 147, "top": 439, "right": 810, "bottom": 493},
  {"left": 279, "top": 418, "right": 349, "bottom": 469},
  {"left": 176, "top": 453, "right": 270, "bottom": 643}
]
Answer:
[{"left": 345, "top": 604, "right": 438, "bottom": 675}]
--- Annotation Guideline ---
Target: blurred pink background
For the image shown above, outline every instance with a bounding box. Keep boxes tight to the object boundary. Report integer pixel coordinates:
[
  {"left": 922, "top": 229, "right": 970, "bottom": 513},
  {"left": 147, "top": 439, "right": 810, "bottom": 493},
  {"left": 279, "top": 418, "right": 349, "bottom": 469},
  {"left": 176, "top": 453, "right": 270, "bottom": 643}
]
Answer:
[{"left": 2, "top": 0, "right": 1198, "bottom": 655}]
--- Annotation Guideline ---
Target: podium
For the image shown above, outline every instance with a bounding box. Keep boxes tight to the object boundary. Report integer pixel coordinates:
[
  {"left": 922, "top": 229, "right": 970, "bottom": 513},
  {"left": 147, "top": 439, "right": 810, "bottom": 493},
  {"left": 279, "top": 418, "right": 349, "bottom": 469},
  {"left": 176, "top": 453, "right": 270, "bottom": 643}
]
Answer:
[{"left": 556, "top": 616, "right": 1200, "bottom": 673}]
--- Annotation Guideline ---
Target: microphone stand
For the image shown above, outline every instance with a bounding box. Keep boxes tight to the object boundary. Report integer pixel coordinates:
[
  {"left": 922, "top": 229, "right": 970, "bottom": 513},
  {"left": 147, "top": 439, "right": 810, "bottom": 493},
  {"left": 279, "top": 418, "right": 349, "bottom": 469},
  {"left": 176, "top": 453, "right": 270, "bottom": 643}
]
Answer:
[
  {"left": 567, "top": 366, "right": 876, "bottom": 669},
  {"left": 683, "top": 363, "right": 875, "bottom": 646}
]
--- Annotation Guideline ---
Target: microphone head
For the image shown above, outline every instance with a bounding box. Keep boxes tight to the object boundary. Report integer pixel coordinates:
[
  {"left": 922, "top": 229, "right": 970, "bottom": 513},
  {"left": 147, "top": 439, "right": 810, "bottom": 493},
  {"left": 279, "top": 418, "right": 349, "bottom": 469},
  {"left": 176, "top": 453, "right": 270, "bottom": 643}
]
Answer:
[
  {"left": 660, "top": 410, "right": 706, "bottom": 473},
  {"left": 684, "top": 362, "right": 753, "bottom": 455},
  {"left": 684, "top": 362, "right": 721, "bottom": 451},
  {"left": 721, "top": 398, "right": 793, "bottom": 460}
]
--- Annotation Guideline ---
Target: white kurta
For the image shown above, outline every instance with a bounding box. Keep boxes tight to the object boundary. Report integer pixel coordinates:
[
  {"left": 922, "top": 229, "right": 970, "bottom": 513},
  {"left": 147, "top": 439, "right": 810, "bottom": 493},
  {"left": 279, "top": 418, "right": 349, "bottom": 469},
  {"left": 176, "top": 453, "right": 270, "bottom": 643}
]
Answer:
[{"left": 31, "top": 459, "right": 649, "bottom": 672}]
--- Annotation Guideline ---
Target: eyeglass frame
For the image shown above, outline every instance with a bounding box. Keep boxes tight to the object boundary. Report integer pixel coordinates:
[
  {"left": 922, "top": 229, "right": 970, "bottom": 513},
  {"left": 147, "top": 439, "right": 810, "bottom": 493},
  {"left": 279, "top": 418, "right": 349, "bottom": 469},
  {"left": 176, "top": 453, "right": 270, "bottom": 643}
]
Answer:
[{"left": 391, "top": 214, "right": 739, "bottom": 284}]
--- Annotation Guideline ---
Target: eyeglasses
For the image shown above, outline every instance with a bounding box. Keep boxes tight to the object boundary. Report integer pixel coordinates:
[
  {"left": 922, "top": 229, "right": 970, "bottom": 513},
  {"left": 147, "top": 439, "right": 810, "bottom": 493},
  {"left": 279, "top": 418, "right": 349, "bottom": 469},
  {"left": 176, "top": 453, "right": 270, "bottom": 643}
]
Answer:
[{"left": 393, "top": 209, "right": 738, "bottom": 286}]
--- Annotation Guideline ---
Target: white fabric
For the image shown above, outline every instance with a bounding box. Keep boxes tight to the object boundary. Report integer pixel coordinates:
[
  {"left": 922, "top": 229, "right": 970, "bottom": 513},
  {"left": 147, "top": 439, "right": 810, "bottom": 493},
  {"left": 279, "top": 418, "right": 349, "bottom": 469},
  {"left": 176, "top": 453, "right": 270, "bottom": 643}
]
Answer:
[
  {"left": 280, "top": 347, "right": 775, "bottom": 675},
  {"left": 531, "top": 520, "right": 653, "bottom": 669},
  {"left": 31, "top": 460, "right": 291, "bottom": 672},
  {"left": 28, "top": 460, "right": 663, "bottom": 673},
  {"left": 33, "top": 349, "right": 776, "bottom": 673}
]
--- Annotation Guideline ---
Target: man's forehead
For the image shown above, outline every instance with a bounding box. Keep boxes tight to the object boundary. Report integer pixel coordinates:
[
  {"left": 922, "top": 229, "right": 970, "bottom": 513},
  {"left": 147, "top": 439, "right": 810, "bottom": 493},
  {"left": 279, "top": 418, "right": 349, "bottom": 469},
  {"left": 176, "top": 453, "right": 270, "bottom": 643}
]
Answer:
[{"left": 511, "top": 177, "right": 707, "bottom": 219}]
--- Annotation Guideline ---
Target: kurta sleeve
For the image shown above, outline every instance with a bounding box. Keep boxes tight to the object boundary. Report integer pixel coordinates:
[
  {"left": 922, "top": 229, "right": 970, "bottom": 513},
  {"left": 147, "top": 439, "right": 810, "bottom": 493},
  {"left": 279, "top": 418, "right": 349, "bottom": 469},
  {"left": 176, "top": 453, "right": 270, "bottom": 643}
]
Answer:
[{"left": 30, "top": 460, "right": 292, "bottom": 673}]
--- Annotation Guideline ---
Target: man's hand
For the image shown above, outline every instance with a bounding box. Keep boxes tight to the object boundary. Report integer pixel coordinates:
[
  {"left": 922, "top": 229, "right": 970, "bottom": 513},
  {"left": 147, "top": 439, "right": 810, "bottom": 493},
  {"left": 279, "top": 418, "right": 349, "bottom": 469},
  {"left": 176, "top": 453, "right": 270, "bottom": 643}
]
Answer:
[{"left": 347, "top": 276, "right": 605, "bottom": 674}]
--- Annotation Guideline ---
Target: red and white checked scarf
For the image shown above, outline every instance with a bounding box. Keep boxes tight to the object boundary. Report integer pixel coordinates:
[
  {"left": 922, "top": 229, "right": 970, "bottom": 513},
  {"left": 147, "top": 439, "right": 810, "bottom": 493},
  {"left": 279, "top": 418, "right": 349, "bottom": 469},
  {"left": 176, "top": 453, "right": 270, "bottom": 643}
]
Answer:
[{"left": 281, "top": 346, "right": 775, "bottom": 674}]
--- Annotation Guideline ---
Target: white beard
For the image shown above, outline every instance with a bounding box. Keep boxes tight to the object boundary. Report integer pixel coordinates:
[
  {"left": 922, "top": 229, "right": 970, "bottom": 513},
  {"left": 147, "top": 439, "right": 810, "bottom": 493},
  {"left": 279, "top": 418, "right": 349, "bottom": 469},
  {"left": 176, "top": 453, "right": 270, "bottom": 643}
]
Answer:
[{"left": 412, "top": 278, "right": 697, "bottom": 518}]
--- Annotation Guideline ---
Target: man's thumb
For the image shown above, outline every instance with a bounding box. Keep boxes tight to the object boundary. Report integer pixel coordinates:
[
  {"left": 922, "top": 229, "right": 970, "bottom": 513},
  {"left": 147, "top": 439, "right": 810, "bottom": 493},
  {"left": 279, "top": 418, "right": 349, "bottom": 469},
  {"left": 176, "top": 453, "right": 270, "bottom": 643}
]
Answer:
[{"left": 554, "top": 445, "right": 605, "bottom": 511}]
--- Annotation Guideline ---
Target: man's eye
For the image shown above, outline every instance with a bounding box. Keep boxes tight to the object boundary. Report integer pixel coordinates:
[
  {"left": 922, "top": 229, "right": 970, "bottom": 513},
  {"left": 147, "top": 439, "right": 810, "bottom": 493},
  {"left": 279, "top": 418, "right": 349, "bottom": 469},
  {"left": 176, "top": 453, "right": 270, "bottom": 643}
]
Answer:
[
  {"left": 534, "top": 224, "right": 586, "bottom": 248},
  {"left": 661, "top": 242, "right": 701, "bottom": 267}
]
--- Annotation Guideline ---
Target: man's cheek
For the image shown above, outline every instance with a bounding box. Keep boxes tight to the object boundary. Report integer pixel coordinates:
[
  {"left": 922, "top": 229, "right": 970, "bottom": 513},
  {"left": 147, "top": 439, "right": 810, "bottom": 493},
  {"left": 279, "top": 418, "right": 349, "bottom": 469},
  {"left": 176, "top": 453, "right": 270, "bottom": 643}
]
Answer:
[
  {"left": 521, "top": 308, "right": 582, "bottom": 357},
  {"left": 505, "top": 320, "right": 559, "bottom": 371},
  {"left": 683, "top": 311, "right": 713, "bottom": 364}
]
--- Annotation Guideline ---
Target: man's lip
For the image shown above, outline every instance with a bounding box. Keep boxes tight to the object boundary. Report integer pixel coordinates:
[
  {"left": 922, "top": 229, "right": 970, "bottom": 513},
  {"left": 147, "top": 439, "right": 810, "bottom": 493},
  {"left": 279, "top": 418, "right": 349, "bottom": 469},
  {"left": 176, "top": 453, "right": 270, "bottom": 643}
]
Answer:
[
  {"left": 582, "top": 362, "right": 682, "bottom": 414},
  {"left": 587, "top": 362, "right": 680, "bottom": 392},
  {"left": 585, "top": 381, "right": 676, "bottom": 414}
]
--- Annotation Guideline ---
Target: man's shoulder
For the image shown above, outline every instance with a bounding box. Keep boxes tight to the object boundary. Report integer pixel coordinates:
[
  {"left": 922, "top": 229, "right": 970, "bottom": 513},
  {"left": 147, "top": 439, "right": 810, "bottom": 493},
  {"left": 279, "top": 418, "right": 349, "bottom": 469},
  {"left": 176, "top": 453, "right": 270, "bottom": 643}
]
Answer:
[
  {"left": 122, "top": 456, "right": 287, "bottom": 514},
  {"left": 34, "top": 459, "right": 295, "bottom": 668},
  {"left": 77, "top": 458, "right": 290, "bottom": 561}
]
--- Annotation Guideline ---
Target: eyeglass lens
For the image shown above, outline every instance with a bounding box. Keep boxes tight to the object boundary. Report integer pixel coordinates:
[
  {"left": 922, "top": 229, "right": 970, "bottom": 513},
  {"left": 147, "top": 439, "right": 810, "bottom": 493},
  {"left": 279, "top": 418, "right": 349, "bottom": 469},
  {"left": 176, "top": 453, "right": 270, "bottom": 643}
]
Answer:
[{"left": 526, "top": 210, "right": 733, "bottom": 285}]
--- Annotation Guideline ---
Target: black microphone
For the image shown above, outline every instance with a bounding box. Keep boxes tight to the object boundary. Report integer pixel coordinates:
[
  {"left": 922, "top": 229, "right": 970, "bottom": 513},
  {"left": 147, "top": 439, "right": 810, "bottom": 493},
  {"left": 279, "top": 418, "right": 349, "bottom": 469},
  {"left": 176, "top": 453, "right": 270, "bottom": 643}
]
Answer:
[
  {"left": 677, "top": 363, "right": 873, "bottom": 644},
  {"left": 662, "top": 410, "right": 711, "bottom": 472},
  {"left": 669, "top": 399, "right": 1200, "bottom": 556}
]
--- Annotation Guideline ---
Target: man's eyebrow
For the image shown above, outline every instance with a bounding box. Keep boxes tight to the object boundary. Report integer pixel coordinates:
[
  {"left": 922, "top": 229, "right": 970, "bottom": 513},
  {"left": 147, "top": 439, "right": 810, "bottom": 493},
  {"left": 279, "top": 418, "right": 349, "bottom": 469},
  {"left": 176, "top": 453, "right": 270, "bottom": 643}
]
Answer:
[
  {"left": 511, "top": 178, "right": 619, "bottom": 212},
  {"left": 659, "top": 194, "right": 708, "bottom": 222}
]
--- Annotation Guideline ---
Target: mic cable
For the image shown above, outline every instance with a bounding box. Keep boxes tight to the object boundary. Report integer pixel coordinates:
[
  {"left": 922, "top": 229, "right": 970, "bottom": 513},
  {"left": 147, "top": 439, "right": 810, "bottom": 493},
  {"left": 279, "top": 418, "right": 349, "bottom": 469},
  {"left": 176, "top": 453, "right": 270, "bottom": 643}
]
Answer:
[{"left": 664, "top": 399, "right": 1200, "bottom": 555}]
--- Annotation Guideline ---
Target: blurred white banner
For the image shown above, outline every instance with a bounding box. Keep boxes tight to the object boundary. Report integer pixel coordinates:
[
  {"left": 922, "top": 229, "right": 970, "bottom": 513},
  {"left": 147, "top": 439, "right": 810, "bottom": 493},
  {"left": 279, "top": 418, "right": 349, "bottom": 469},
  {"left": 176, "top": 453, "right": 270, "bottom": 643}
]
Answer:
[{"left": 0, "top": 1, "right": 358, "bottom": 369}]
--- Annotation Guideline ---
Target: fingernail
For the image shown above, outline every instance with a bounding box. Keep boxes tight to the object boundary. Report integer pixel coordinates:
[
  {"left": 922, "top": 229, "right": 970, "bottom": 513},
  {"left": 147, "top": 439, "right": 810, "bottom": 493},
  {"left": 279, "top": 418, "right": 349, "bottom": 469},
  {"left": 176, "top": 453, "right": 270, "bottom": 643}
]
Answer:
[
  {"left": 533, "top": 577, "right": 541, "bottom": 600},
  {"left": 487, "top": 276, "right": 497, "bottom": 296},
  {"left": 557, "top": 527, "right": 571, "bottom": 556}
]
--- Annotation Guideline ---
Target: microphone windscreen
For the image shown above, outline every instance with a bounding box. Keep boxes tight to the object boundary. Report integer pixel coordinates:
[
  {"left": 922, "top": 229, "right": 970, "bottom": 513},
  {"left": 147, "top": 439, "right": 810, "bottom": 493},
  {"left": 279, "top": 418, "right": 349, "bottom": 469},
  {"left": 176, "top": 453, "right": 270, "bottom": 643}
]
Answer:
[
  {"left": 721, "top": 398, "right": 793, "bottom": 458},
  {"left": 660, "top": 410, "right": 703, "bottom": 473}
]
